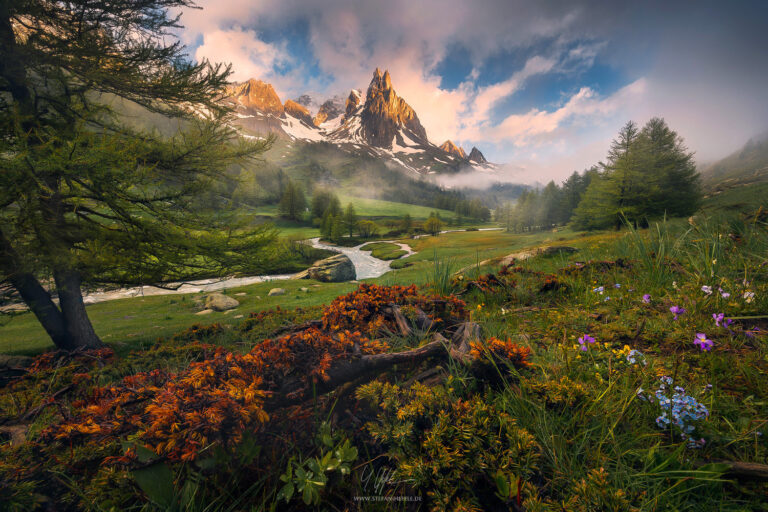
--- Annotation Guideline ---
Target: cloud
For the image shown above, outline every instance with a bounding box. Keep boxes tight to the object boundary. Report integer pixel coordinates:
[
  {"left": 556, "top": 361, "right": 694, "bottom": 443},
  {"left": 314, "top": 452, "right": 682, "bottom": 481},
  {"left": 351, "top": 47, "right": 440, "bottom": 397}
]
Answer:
[
  {"left": 173, "top": 0, "right": 768, "bottom": 181},
  {"left": 487, "top": 78, "right": 647, "bottom": 146},
  {"left": 194, "top": 28, "right": 290, "bottom": 83}
]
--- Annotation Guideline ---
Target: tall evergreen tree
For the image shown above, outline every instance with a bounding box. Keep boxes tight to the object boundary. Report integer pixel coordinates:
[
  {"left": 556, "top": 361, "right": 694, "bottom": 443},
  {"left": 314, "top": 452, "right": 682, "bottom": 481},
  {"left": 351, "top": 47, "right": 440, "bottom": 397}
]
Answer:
[
  {"left": 572, "top": 118, "right": 701, "bottom": 230},
  {"left": 0, "top": 0, "right": 276, "bottom": 350},
  {"left": 278, "top": 180, "right": 307, "bottom": 221},
  {"left": 637, "top": 117, "right": 701, "bottom": 217},
  {"left": 342, "top": 203, "right": 358, "bottom": 238}
]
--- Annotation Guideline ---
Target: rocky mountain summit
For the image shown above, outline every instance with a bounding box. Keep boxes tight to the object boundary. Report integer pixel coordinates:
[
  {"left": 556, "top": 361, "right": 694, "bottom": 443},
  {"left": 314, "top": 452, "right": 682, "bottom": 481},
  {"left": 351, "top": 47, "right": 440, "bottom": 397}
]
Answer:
[
  {"left": 222, "top": 69, "right": 495, "bottom": 174},
  {"left": 439, "top": 140, "right": 467, "bottom": 159},
  {"left": 468, "top": 147, "right": 487, "bottom": 164},
  {"left": 226, "top": 79, "right": 283, "bottom": 116},
  {"left": 313, "top": 96, "right": 345, "bottom": 126},
  {"left": 283, "top": 99, "right": 314, "bottom": 126},
  {"left": 358, "top": 68, "right": 428, "bottom": 148}
]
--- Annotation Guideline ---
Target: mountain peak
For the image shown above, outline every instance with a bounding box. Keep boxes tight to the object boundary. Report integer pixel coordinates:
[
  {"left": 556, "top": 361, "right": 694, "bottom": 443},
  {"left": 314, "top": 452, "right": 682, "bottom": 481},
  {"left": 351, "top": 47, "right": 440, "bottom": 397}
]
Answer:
[
  {"left": 439, "top": 140, "right": 466, "bottom": 159},
  {"left": 382, "top": 70, "right": 392, "bottom": 90},
  {"left": 226, "top": 79, "right": 284, "bottom": 117},
  {"left": 468, "top": 146, "right": 487, "bottom": 164},
  {"left": 359, "top": 69, "right": 427, "bottom": 148},
  {"left": 313, "top": 96, "right": 345, "bottom": 126},
  {"left": 344, "top": 89, "right": 362, "bottom": 119},
  {"left": 284, "top": 99, "right": 314, "bottom": 126}
]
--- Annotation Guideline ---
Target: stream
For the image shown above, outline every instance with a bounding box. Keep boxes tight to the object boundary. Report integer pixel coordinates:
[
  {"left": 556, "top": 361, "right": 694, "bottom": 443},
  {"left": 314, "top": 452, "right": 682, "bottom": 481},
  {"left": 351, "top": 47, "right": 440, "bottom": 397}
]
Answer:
[
  {"left": 2, "top": 229, "right": 501, "bottom": 310},
  {"left": 0, "top": 238, "right": 417, "bottom": 310}
]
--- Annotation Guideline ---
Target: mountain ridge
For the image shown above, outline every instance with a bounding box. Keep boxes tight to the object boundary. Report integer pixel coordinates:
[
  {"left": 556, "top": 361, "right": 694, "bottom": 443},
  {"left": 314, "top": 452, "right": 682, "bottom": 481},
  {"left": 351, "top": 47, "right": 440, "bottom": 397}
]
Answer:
[{"left": 223, "top": 69, "right": 495, "bottom": 176}]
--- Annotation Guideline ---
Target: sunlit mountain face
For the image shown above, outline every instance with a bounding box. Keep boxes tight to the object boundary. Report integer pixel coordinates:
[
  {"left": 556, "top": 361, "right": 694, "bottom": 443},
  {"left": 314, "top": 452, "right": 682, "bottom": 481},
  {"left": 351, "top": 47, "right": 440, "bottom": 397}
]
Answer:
[{"left": 180, "top": 0, "right": 768, "bottom": 183}]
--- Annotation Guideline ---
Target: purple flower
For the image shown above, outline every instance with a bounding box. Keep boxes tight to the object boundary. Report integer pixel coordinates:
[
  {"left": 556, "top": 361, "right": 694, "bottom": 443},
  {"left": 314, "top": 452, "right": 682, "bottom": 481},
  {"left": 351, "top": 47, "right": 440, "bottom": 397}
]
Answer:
[
  {"left": 670, "top": 305, "right": 686, "bottom": 320},
  {"left": 593, "top": 286, "right": 604, "bottom": 294},
  {"left": 719, "top": 288, "right": 730, "bottom": 299},
  {"left": 613, "top": 283, "right": 621, "bottom": 289},
  {"left": 712, "top": 313, "right": 724, "bottom": 327},
  {"left": 723, "top": 318, "right": 733, "bottom": 328},
  {"left": 578, "top": 334, "right": 596, "bottom": 351},
  {"left": 642, "top": 294, "right": 651, "bottom": 304},
  {"left": 693, "top": 333, "right": 714, "bottom": 351},
  {"left": 701, "top": 285, "right": 713, "bottom": 295}
]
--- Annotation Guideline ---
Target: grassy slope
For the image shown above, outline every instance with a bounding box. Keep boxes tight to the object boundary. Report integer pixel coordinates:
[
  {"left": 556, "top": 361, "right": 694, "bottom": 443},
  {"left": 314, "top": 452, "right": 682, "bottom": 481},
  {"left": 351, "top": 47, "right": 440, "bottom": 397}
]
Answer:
[
  {"left": 0, "top": 228, "right": 573, "bottom": 355},
  {"left": 250, "top": 195, "right": 455, "bottom": 220},
  {"left": 2, "top": 192, "right": 767, "bottom": 509}
]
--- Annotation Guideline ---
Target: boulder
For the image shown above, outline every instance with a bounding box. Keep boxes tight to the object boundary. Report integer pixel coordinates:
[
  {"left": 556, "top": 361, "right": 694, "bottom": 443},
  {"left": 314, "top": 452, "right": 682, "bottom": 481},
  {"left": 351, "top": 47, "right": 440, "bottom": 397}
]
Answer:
[
  {"left": 204, "top": 293, "right": 239, "bottom": 312},
  {"left": 268, "top": 288, "right": 286, "bottom": 296},
  {"left": 294, "top": 254, "right": 356, "bottom": 283}
]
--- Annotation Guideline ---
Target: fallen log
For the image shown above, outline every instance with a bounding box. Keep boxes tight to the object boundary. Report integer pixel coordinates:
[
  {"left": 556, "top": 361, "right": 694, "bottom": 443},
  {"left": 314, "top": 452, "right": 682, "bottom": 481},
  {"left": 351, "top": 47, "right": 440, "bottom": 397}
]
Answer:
[
  {"left": 266, "top": 331, "right": 456, "bottom": 410},
  {"left": 719, "top": 460, "right": 768, "bottom": 481}
]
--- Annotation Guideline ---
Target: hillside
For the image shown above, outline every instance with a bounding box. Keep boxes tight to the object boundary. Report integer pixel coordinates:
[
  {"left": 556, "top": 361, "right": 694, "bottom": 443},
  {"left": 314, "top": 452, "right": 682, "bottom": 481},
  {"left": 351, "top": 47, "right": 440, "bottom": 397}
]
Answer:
[{"left": 699, "top": 132, "right": 768, "bottom": 190}]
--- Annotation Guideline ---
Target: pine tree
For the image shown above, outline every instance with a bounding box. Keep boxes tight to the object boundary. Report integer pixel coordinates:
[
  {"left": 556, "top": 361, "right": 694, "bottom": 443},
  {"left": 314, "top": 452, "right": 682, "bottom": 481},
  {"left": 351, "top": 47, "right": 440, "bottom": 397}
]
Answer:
[
  {"left": 0, "top": 0, "right": 276, "bottom": 350},
  {"left": 637, "top": 117, "right": 701, "bottom": 218},
  {"left": 401, "top": 214, "right": 413, "bottom": 233},
  {"left": 330, "top": 216, "right": 344, "bottom": 243},
  {"left": 343, "top": 203, "right": 358, "bottom": 238},
  {"left": 278, "top": 180, "right": 307, "bottom": 221}
]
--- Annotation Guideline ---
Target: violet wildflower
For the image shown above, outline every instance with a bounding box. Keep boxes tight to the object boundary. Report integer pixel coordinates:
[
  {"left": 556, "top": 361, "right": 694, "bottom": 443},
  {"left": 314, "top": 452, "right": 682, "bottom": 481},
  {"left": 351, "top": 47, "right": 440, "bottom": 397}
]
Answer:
[
  {"left": 712, "top": 313, "right": 724, "bottom": 327},
  {"left": 613, "top": 283, "right": 621, "bottom": 289},
  {"left": 701, "top": 285, "right": 713, "bottom": 295},
  {"left": 642, "top": 294, "right": 651, "bottom": 304},
  {"left": 720, "top": 289, "right": 730, "bottom": 299},
  {"left": 578, "top": 334, "right": 596, "bottom": 351},
  {"left": 693, "top": 333, "right": 713, "bottom": 351},
  {"left": 669, "top": 305, "right": 686, "bottom": 320},
  {"left": 723, "top": 318, "right": 733, "bottom": 328},
  {"left": 593, "top": 286, "right": 604, "bottom": 294}
]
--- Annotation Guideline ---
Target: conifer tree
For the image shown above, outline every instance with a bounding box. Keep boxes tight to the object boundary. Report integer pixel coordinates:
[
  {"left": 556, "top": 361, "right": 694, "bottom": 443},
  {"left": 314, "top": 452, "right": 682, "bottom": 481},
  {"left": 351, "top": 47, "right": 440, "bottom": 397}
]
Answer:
[
  {"left": 278, "top": 180, "right": 307, "bottom": 221},
  {"left": 343, "top": 203, "right": 358, "bottom": 238},
  {"left": 0, "top": 0, "right": 276, "bottom": 350}
]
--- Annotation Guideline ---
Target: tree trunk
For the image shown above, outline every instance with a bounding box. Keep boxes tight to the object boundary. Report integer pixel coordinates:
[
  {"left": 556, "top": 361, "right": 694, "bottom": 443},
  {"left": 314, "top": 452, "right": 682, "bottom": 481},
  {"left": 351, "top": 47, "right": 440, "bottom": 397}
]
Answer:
[
  {"left": 7, "top": 271, "right": 72, "bottom": 348},
  {"left": 53, "top": 268, "right": 103, "bottom": 350},
  {"left": 1, "top": 229, "right": 72, "bottom": 348}
]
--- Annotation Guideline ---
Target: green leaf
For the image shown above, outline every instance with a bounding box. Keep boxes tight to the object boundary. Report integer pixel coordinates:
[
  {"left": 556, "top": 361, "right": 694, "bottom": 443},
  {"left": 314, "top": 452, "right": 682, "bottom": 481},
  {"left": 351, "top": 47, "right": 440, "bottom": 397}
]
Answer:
[
  {"left": 277, "top": 482, "right": 294, "bottom": 503},
  {"left": 494, "top": 472, "right": 510, "bottom": 499},
  {"left": 132, "top": 462, "right": 176, "bottom": 508}
]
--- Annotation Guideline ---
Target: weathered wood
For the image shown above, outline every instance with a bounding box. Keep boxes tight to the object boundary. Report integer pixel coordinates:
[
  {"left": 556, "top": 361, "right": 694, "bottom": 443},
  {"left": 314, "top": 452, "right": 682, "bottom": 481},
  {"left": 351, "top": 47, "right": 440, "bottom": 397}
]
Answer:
[
  {"left": 264, "top": 326, "right": 483, "bottom": 410},
  {"left": 720, "top": 460, "right": 768, "bottom": 481},
  {"left": 389, "top": 305, "right": 413, "bottom": 336}
]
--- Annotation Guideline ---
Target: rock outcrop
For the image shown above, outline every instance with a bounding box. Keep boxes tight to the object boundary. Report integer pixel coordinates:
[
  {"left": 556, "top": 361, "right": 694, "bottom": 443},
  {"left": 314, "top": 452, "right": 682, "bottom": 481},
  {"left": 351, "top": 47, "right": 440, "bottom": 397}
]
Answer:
[
  {"left": 359, "top": 69, "right": 428, "bottom": 148},
  {"left": 344, "top": 89, "right": 362, "bottom": 119},
  {"left": 204, "top": 293, "right": 240, "bottom": 312},
  {"left": 284, "top": 99, "right": 314, "bottom": 126},
  {"left": 468, "top": 146, "right": 487, "bottom": 164},
  {"left": 294, "top": 254, "right": 356, "bottom": 282},
  {"left": 313, "top": 97, "right": 345, "bottom": 126},
  {"left": 439, "top": 140, "right": 467, "bottom": 159},
  {"left": 226, "top": 79, "right": 284, "bottom": 117}
]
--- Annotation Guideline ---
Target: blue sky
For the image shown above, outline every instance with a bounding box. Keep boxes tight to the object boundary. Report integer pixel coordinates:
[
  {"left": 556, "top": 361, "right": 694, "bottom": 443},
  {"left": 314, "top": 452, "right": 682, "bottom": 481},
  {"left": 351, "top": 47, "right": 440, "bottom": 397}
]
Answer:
[{"left": 178, "top": 0, "right": 768, "bottom": 183}]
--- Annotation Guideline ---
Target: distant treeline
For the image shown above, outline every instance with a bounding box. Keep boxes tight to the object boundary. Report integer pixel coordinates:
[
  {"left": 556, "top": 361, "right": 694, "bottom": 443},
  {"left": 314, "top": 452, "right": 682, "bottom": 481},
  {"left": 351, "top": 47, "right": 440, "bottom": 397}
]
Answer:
[{"left": 495, "top": 117, "right": 702, "bottom": 232}]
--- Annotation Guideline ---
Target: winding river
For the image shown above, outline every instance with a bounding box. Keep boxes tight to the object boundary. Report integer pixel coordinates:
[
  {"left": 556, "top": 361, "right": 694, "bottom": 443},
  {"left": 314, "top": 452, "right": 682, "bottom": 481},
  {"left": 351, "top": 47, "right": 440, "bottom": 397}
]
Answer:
[
  {"left": 2, "top": 229, "right": 502, "bottom": 310},
  {"left": 63, "top": 238, "right": 416, "bottom": 307}
]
